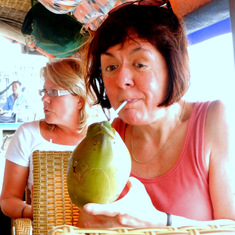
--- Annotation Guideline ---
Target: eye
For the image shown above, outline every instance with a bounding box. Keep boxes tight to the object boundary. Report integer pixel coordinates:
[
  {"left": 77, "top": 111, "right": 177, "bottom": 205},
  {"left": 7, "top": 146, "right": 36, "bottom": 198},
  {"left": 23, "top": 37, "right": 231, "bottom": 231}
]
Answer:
[
  {"left": 105, "top": 64, "right": 118, "bottom": 72},
  {"left": 47, "top": 89, "right": 58, "bottom": 97},
  {"left": 51, "top": 89, "right": 58, "bottom": 97},
  {"left": 134, "top": 63, "right": 147, "bottom": 69}
]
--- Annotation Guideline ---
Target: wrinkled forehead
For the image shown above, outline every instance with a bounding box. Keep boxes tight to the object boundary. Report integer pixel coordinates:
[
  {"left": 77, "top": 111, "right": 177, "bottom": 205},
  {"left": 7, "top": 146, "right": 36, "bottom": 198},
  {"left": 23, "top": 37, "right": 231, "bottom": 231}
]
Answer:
[{"left": 103, "top": 36, "right": 157, "bottom": 57}]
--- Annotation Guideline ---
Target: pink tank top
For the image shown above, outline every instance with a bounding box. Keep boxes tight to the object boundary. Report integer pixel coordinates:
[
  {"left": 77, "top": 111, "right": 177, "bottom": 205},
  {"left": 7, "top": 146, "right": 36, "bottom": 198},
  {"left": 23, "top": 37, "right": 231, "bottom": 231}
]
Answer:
[{"left": 112, "top": 102, "right": 213, "bottom": 220}]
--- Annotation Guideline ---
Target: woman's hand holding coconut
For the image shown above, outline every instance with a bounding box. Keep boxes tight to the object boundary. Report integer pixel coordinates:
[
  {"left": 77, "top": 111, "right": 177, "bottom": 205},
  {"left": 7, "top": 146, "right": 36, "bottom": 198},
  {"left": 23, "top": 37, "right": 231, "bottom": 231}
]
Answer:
[{"left": 78, "top": 177, "right": 164, "bottom": 228}]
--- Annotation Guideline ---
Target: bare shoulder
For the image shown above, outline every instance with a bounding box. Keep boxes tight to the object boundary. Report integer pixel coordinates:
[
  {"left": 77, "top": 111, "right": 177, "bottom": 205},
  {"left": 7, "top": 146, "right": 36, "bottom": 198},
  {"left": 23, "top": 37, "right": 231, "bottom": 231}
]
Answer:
[
  {"left": 206, "top": 100, "right": 233, "bottom": 129},
  {"left": 207, "top": 99, "right": 225, "bottom": 116},
  {"left": 205, "top": 99, "right": 234, "bottom": 157}
]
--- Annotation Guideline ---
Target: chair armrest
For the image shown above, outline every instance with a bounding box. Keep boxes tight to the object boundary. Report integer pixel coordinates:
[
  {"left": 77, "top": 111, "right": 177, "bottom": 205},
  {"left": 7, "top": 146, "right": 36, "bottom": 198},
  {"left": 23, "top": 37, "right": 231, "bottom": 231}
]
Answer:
[{"left": 13, "top": 218, "right": 32, "bottom": 235}]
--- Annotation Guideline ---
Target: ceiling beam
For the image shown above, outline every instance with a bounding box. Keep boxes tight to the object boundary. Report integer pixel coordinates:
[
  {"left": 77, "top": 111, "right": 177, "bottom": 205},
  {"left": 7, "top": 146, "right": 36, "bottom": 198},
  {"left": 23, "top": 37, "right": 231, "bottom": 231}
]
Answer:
[
  {"left": 0, "top": 21, "right": 25, "bottom": 44},
  {"left": 229, "top": 0, "right": 235, "bottom": 69},
  {"left": 184, "top": 0, "right": 230, "bottom": 34}
]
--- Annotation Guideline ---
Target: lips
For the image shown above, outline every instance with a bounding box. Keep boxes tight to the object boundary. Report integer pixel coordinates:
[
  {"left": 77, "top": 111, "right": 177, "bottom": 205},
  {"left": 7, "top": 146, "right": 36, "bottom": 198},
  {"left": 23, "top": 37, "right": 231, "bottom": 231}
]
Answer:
[
  {"left": 122, "top": 98, "right": 138, "bottom": 103},
  {"left": 43, "top": 107, "right": 50, "bottom": 113}
]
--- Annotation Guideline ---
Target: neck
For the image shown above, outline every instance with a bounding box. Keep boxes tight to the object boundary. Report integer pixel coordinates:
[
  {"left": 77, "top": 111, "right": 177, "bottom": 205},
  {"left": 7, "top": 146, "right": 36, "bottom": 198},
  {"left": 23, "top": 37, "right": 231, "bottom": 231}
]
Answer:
[
  {"left": 132, "top": 101, "right": 185, "bottom": 139},
  {"left": 42, "top": 120, "right": 86, "bottom": 146},
  {"left": 130, "top": 101, "right": 186, "bottom": 164}
]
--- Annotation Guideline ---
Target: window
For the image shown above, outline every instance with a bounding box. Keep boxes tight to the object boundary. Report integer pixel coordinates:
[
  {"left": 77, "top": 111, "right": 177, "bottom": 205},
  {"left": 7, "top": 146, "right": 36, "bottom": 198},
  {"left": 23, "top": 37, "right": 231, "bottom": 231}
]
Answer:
[
  {"left": 184, "top": 32, "right": 235, "bottom": 105},
  {"left": 0, "top": 37, "right": 48, "bottom": 121}
]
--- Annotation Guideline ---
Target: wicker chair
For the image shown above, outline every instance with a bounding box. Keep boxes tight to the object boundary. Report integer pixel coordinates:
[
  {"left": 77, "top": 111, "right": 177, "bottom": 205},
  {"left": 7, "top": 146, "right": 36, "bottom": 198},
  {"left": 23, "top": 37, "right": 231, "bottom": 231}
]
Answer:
[
  {"left": 48, "top": 224, "right": 235, "bottom": 235},
  {"left": 13, "top": 150, "right": 79, "bottom": 235}
]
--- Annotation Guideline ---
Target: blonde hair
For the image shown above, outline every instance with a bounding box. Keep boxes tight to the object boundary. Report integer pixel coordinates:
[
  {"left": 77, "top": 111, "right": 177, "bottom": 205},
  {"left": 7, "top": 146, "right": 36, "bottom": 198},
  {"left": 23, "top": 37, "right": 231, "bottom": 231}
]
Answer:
[{"left": 40, "top": 58, "right": 90, "bottom": 134}]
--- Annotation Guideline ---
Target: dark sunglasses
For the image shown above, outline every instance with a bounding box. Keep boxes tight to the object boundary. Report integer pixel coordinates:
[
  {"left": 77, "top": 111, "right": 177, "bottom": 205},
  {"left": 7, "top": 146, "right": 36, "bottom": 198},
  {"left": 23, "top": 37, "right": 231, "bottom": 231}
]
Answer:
[{"left": 109, "top": 0, "right": 172, "bottom": 15}]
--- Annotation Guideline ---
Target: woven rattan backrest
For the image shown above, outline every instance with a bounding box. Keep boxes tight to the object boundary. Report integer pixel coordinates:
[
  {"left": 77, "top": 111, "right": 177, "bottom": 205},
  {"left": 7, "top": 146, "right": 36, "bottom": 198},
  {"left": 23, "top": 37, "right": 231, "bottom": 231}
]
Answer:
[
  {"left": 49, "top": 224, "right": 235, "bottom": 235},
  {"left": 32, "top": 150, "right": 79, "bottom": 235}
]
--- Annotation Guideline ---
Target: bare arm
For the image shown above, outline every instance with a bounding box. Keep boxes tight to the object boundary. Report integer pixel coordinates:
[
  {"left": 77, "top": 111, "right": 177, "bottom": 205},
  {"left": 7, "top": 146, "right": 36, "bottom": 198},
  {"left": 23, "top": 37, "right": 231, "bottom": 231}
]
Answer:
[
  {"left": 0, "top": 160, "right": 32, "bottom": 219},
  {"left": 205, "top": 100, "right": 235, "bottom": 220}
]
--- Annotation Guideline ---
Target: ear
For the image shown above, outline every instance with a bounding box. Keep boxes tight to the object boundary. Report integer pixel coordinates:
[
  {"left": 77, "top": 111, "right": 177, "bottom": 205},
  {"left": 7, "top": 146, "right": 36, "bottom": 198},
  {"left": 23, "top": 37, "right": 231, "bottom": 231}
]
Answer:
[{"left": 77, "top": 98, "right": 84, "bottom": 110}]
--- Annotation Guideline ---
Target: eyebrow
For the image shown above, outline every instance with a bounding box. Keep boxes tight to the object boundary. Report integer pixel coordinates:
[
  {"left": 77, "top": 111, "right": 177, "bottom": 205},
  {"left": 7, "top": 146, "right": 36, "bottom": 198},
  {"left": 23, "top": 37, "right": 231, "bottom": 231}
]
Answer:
[
  {"left": 102, "top": 51, "right": 114, "bottom": 57},
  {"left": 102, "top": 46, "right": 150, "bottom": 57}
]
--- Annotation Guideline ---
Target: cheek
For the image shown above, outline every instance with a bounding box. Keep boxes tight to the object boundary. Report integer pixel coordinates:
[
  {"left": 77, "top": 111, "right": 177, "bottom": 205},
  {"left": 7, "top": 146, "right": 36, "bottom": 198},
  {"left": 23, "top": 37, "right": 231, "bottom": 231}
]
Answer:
[
  {"left": 103, "top": 76, "right": 111, "bottom": 89},
  {"left": 103, "top": 78, "right": 116, "bottom": 97},
  {"left": 147, "top": 80, "right": 160, "bottom": 93},
  {"left": 140, "top": 76, "right": 167, "bottom": 104},
  {"left": 62, "top": 98, "right": 78, "bottom": 110},
  {"left": 149, "top": 69, "right": 168, "bottom": 91}
]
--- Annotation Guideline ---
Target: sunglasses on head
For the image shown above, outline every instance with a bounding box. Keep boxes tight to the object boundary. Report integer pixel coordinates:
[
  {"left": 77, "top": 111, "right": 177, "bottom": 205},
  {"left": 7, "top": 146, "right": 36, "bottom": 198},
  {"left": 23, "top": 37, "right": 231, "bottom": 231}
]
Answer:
[{"left": 109, "top": 0, "right": 172, "bottom": 15}]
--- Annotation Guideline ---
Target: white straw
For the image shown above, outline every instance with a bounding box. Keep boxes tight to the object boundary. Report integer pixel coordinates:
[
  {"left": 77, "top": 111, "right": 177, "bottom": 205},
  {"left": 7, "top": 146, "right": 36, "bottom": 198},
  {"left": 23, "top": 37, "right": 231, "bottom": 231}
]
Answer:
[
  {"left": 115, "top": 100, "right": 127, "bottom": 115},
  {"left": 110, "top": 101, "right": 127, "bottom": 123}
]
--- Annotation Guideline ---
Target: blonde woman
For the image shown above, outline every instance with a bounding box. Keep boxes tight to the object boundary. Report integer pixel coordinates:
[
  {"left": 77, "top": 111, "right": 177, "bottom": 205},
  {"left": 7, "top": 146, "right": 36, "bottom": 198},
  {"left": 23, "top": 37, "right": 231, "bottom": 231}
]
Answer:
[{"left": 1, "top": 58, "right": 90, "bottom": 219}]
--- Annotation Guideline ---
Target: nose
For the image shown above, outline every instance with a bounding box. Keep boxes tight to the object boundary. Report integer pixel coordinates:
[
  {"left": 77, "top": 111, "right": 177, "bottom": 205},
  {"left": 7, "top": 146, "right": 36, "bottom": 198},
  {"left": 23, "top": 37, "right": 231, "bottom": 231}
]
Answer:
[
  {"left": 115, "top": 66, "right": 134, "bottom": 89},
  {"left": 41, "top": 92, "right": 50, "bottom": 103}
]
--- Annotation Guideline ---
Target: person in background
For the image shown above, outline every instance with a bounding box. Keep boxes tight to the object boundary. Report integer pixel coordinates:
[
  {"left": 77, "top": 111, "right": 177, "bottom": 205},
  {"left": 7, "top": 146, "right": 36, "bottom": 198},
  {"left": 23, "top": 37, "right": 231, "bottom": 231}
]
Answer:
[
  {"left": 0, "top": 58, "right": 90, "bottom": 219},
  {"left": 0, "top": 81, "right": 29, "bottom": 122},
  {"left": 79, "top": 0, "right": 235, "bottom": 228}
]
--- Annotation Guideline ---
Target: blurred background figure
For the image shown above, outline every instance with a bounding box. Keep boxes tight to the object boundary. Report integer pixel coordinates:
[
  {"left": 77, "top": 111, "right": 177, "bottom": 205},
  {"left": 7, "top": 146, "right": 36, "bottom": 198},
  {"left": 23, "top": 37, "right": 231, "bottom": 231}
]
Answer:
[{"left": 0, "top": 81, "right": 30, "bottom": 123}]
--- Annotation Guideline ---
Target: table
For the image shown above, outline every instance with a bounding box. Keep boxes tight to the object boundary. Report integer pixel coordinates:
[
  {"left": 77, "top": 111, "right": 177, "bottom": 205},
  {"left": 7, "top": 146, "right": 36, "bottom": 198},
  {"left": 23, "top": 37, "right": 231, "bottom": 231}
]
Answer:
[
  {"left": 0, "top": 122, "right": 23, "bottom": 131},
  {"left": 0, "top": 122, "right": 23, "bottom": 146}
]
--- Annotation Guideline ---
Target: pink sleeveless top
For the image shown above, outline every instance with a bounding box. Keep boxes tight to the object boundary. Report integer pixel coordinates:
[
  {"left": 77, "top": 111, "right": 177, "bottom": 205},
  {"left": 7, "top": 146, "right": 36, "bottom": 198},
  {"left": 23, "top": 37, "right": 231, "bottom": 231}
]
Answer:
[{"left": 112, "top": 102, "right": 213, "bottom": 220}]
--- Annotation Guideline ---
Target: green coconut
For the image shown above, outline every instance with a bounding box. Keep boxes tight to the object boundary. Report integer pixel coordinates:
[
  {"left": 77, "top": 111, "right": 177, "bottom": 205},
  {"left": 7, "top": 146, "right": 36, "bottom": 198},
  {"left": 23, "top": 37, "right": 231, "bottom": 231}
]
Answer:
[{"left": 67, "top": 121, "right": 131, "bottom": 209}]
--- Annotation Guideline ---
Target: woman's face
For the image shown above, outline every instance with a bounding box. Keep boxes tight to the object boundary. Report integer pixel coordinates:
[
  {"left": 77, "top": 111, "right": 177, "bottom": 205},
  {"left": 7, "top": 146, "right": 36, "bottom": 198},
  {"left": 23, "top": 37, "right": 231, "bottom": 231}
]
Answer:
[
  {"left": 42, "top": 77, "right": 82, "bottom": 125},
  {"left": 100, "top": 38, "right": 168, "bottom": 125}
]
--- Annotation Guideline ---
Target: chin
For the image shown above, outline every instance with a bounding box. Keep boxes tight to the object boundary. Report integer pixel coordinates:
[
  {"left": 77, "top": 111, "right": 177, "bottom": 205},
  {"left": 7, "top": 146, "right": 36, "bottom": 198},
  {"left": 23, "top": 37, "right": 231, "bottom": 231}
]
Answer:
[
  {"left": 44, "top": 116, "right": 54, "bottom": 125},
  {"left": 121, "top": 115, "right": 143, "bottom": 125}
]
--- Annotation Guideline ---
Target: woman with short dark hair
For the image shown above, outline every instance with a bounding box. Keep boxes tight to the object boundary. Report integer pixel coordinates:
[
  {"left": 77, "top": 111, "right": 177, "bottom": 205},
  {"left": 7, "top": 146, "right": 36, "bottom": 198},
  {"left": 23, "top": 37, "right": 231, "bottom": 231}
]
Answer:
[{"left": 80, "top": 0, "right": 235, "bottom": 228}]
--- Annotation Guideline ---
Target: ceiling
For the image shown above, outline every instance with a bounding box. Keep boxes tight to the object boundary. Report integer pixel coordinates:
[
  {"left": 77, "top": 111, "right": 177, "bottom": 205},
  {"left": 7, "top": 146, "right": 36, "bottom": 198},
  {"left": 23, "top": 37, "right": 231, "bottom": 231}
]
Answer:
[{"left": 0, "top": 0, "right": 233, "bottom": 56}]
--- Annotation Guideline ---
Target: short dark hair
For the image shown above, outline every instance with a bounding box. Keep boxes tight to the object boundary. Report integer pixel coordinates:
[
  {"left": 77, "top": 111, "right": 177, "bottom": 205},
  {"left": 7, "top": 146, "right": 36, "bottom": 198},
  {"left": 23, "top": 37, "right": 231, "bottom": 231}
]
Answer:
[
  {"left": 12, "top": 81, "right": 21, "bottom": 86},
  {"left": 84, "top": 4, "right": 190, "bottom": 108}
]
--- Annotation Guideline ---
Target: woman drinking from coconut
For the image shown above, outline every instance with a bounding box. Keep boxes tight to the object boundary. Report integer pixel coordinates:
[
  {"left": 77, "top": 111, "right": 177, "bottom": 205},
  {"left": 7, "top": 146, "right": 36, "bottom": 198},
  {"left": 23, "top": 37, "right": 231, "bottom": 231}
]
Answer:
[{"left": 79, "top": 0, "right": 235, "bottom": 228}]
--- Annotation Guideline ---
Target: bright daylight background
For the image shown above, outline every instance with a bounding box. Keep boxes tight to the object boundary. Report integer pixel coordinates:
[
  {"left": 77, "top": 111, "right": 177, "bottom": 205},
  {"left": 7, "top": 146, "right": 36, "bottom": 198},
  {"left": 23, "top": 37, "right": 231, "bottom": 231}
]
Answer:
[
  {"left": 0, "top": 37, "right": 48, "bottom": 120},
  {"left": 0, "top": 32, "right": 234, "bottom": 116},
  {"left": 185, "top": 32, "right": 235, "bottom": 104},
  {"left": 0, "top": 31, "right": 235, "bottom": 193}
]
